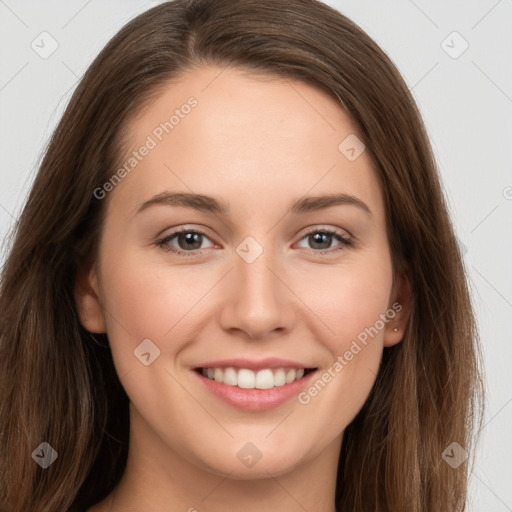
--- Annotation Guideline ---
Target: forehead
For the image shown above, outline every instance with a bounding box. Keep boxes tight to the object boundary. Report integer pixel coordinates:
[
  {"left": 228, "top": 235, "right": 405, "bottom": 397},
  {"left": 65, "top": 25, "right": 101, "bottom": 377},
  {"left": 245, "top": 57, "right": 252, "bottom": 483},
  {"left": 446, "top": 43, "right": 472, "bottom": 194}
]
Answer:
[{"left": 109, "top": 65, "right": 385, "bottom": 222}]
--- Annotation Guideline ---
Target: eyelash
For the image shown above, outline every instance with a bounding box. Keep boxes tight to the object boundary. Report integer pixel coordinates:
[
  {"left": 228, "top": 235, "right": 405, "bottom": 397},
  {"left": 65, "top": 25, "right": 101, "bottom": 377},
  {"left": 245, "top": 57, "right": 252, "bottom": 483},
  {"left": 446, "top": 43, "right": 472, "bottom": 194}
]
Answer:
[{"left": 156, "top": 226, "right": 353, "bottom": 257}]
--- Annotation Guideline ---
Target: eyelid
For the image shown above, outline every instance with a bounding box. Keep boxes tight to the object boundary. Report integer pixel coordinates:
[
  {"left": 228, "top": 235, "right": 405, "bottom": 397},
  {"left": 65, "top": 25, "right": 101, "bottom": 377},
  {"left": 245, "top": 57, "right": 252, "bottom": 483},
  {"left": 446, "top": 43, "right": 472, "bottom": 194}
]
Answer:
[
  {"left": 157, "top": 225, "right": 217, "bottom": 255},
  {"left": 293, "top": 225, "right": 353, "bottom": 253},
  {"left": 298, "top": 224, "right": 352, "bottom": 241}
]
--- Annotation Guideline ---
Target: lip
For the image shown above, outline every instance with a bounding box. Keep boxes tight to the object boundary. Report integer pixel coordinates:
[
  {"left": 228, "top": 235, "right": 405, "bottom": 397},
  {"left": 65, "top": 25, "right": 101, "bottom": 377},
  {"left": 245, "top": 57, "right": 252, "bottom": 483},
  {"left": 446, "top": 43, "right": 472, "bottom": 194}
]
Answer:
[{"left": 192, "top": 364, "right": 317, "bottom": 412}]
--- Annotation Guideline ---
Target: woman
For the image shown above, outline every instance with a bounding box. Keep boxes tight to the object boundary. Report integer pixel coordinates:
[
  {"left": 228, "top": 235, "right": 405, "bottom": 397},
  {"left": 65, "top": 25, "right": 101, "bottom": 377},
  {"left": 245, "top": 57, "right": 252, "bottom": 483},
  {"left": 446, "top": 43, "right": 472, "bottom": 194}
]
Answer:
[{"left": 0, "top": 0, "right": 484, "bottom": 510}]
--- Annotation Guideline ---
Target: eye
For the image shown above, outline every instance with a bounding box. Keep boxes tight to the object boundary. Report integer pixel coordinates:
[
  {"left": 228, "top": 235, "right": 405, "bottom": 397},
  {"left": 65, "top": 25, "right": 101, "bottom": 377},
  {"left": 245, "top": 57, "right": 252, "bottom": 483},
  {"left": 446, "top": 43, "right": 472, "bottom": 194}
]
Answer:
[
  {"left": 156, "top": 226, "right": 353, "bottom": 257},
  {"left": 157, "top": 228, "right": 215, "bottom": 256},
  {"left": 296, "top": 227, "right": 352, "bottom": 253}
]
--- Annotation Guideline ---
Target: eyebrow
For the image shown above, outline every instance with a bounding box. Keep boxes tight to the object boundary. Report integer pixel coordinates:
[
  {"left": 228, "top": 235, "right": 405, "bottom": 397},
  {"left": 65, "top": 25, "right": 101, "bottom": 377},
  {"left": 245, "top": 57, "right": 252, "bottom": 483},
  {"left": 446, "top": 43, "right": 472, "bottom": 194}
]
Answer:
[{"left": 135, "top": 191, "right": 372, "bottom": 217}]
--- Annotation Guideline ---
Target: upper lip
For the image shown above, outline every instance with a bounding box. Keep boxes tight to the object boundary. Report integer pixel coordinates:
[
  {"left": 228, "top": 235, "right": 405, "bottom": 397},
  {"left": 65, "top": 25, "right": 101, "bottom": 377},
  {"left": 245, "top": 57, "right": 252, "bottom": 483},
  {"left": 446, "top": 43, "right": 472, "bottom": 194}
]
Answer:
[{"left": 194, "top": 357, "right": 315, "bottom": 371}]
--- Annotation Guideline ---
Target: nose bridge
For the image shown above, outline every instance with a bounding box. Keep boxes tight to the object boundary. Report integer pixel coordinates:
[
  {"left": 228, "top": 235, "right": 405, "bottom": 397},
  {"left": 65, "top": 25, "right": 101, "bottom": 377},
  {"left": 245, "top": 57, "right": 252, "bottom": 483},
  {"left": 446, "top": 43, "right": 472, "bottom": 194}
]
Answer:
[{"left": 219, "top": 236, "right": 294, "bottom": 338}]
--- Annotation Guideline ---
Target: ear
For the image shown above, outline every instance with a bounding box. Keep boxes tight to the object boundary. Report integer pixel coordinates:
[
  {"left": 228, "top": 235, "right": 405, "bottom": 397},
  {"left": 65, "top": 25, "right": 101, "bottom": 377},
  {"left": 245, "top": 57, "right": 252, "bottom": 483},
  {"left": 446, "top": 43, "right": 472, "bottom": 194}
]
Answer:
[
  {"left": 74, "top": 263, "right": 107, "bottom": 333},
  {"left": 383, "top": 265, "right": 412, "bottom": 348}
]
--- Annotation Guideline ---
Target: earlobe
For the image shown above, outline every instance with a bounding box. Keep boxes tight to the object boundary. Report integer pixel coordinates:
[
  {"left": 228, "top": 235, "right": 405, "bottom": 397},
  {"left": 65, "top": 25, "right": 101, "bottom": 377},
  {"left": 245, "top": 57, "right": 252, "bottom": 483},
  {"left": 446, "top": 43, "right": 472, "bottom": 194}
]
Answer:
[
  {"left": 383, "top": 267, "right": 412, "bottom": 348},
  {"left": 74, "top": 264, "right": 107, "bottom": 333}
]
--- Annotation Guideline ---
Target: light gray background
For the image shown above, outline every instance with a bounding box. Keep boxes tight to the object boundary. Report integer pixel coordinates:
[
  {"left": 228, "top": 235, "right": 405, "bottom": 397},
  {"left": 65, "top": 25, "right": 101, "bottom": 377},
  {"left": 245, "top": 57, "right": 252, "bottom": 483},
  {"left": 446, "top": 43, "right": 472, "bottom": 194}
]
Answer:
[{"left": 0, "top": 1, "right": 511, "bottom": 510}]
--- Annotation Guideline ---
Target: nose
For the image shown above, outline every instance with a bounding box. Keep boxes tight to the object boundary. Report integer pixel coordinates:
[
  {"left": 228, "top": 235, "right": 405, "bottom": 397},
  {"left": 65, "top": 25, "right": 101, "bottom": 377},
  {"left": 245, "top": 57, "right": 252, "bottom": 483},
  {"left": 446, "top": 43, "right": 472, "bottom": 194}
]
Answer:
[{"left": 218, "top": 247, "right": 296, "bottom": 341}]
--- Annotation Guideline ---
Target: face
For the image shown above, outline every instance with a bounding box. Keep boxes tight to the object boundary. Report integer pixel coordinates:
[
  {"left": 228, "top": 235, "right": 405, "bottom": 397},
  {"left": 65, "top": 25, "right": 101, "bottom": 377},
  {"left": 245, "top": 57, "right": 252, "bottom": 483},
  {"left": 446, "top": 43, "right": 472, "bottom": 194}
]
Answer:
[{"left": 76, "top": 65, "right": 409, "bottom": 479}]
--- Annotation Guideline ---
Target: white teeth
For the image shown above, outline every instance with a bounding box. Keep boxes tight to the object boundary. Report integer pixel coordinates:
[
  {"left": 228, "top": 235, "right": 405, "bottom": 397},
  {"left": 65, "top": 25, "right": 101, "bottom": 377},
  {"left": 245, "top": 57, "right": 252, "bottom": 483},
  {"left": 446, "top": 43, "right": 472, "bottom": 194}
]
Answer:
[
  {"left": 273, "top": 368, "right": 286, "bottom": 387},
  {"left": 237, "top": 369, "right": 255, "bottom": 389},
  {"left": 214, "top": 368, "right": 223, "bottom": 383},
  {"left": 223, "top": 367, "right": 238, "bottom": 386},
  {"left": 201, "top": 367, "right": 309, "bottom": 389},
  {"left": 255, "top": 369, "right": 274, "bottom": 389},
  {"left": 285, "top": 369, "right": 296, "bottom": 384}
]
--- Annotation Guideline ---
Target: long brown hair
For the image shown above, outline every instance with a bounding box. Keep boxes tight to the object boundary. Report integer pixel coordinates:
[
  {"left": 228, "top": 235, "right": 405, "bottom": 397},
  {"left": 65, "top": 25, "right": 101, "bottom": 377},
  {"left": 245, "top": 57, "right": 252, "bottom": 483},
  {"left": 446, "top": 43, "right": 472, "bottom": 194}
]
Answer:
[{"left": 0, "top": 1, "right": 484, "bottom": 510}]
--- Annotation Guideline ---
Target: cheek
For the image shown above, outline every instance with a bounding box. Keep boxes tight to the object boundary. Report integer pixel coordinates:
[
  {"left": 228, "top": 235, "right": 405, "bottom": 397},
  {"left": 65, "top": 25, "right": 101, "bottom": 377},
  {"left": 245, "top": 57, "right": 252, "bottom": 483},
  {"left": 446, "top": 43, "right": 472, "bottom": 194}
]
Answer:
[
  {"left": 291, "top": 253, "right": 393, "bottom": 414},
  {"left": 299, "top": 274, "right": 392, "bottom": 433},
  {"left": 98, "top": 249, "right": 215, "bottom": 373},
  {"left": 296, "top": 255, "right": 393, "bottom": 349}
]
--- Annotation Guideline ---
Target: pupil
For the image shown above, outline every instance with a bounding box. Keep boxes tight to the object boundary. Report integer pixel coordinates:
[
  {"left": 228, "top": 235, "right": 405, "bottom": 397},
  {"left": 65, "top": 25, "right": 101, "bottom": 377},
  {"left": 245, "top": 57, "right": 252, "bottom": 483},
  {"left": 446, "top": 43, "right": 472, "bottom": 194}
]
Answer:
[
  {"left": 179, "top": 232, "right": 201, "bottom": 250},
  {"left": 310, "top": 232, "right": 331, "bottom": 250}
]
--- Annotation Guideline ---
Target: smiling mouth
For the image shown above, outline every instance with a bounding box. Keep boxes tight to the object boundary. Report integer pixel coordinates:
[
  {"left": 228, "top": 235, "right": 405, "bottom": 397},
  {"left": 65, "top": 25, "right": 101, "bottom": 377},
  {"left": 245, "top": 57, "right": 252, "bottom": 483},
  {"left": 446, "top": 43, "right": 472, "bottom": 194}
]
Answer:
[{"left": 195, "top": 366, "right": 317, "bottom": 390}]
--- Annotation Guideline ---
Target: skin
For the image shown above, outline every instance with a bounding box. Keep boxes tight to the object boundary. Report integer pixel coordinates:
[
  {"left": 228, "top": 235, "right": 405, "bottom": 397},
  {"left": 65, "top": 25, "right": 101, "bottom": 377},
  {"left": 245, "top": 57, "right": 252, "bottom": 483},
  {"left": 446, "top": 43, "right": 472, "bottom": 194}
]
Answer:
[{"left": 76, "top": 65, "right": 411, "bottom": 512}]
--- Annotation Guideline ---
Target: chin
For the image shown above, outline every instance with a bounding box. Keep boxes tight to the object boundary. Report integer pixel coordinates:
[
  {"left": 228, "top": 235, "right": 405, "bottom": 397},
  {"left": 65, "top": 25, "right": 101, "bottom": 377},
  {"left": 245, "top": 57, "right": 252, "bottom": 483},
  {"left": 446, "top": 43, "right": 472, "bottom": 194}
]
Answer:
[{"left": 190, "top": 439, "right": 309, "bottom": 480}]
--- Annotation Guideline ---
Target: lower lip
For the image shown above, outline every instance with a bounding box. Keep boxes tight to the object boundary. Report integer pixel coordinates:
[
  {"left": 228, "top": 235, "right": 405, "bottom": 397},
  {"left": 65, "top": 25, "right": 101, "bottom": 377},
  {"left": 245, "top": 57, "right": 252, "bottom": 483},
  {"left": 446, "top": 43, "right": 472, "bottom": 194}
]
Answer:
[{"left": 193, "top": 370, "right": 317, "bottom": 412}]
